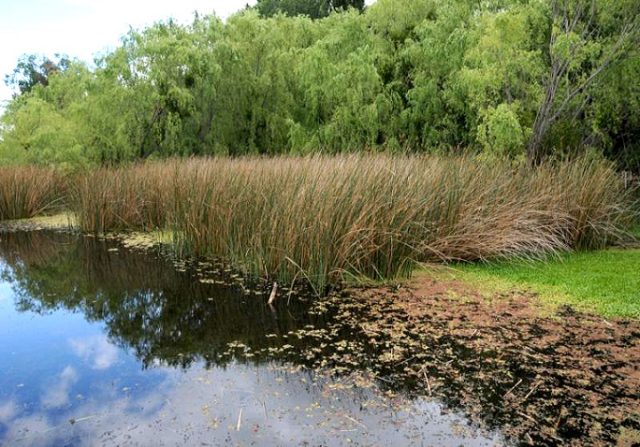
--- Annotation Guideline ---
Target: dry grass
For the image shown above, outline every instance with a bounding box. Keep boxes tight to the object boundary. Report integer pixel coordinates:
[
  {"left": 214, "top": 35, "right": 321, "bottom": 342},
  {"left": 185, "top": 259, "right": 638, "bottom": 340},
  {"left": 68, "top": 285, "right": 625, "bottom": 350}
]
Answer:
[
  {"left": 70, "top": 155, "right": 634, "bottom": 290},
  {"left": 0, "top": 166, "right": 66, "bottom": 220}
]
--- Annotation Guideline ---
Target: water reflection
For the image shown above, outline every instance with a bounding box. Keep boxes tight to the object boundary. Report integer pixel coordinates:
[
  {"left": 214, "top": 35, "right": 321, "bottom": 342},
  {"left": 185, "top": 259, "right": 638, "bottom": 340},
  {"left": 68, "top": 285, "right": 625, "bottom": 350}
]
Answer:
[
  {"left": 1, "top": 231, "right": 319, "bottom": 369},
  {"left": 0, "top": 231, "right": 502, "bottom": 446}
]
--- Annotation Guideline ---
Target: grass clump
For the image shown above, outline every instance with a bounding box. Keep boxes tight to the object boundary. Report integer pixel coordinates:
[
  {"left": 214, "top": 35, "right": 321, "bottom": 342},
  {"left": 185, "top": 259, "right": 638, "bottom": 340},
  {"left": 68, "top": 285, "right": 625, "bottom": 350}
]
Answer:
[
  {"left": 70, "top": 154, "right": 634, "bottom": 290},
  {"left": 0, "top": 166, "right": 66, "bottom": 220},
  {"left": 454, "top": 249, "right": 640, "bottom": 318},
  {"left": 73, "top": 162, "right": 177, "bottom": 233}
]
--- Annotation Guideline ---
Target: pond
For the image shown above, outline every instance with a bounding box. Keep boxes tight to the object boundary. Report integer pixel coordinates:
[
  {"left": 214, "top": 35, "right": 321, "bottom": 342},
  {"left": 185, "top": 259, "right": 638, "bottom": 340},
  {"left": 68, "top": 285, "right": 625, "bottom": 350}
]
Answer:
[{"left": 0, "top": 231, "right": 503, "bottom": 446}]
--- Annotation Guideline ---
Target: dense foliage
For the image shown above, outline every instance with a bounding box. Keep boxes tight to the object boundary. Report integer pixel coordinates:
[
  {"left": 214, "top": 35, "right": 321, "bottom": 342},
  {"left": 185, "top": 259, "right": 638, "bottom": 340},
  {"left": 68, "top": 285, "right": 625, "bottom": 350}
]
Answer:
[
  {"left": 0, "top": 0, "right": 638, "bottom": 169},
  {"left": 256, "top": 0, "right": 365, "bottom": 19},
  {"left": 4, "top": 54, "right": 71, "bottom": 95}
]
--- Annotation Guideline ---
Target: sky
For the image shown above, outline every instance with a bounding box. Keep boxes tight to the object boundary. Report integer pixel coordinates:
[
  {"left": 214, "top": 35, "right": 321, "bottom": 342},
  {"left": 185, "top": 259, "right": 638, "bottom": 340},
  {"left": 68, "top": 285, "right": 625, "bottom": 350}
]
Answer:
[{"left": 0, "top": 0, "right": 261, "bottom": 104}]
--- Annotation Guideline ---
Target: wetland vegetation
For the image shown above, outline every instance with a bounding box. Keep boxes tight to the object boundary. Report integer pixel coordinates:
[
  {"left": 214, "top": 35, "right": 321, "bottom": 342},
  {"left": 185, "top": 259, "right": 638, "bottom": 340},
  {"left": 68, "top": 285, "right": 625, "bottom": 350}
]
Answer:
[
  {"left": 0, "top": 154, "right": 636, "bottom": 290},
  {"left": 0, "top": 0, "right": 639, "bottom": 445}
]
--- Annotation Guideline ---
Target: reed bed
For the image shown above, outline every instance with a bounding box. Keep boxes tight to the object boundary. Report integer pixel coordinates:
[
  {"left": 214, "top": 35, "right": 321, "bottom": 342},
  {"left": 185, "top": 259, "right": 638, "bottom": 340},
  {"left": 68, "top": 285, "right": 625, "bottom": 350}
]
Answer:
[
  {"left": 74, "top": 163, "right": 176, "bottom": 233},
  {"left": 71, "top": 155, "right": 634, "bottom": 290},
  {"left": 0, "top": 166, "right": 66, "bottom": 220}
]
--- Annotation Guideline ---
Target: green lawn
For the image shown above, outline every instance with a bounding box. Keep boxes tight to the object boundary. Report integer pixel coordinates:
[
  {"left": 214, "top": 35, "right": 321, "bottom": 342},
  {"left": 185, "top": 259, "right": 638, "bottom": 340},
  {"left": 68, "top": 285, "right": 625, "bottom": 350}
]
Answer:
[{"left": 454, "top": 249, "right": 640, "bottom": 318}]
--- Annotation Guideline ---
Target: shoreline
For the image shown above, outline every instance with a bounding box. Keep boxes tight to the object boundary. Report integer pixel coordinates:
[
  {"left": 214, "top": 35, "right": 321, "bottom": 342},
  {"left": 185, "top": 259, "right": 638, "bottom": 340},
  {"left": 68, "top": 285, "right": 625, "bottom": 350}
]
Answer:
[{"left": 0, "top": 220, "right": 638, "bottom": 444}]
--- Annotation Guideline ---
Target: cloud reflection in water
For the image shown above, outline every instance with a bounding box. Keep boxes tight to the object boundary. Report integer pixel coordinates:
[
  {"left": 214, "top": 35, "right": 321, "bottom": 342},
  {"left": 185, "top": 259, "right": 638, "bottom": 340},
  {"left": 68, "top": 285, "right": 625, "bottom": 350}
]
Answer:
[
  {"left": 0, "top": 231, "right": 502, "bottom": 446},
  {"left": 3, "top": 363, "right": 501, "bottom": 446}
]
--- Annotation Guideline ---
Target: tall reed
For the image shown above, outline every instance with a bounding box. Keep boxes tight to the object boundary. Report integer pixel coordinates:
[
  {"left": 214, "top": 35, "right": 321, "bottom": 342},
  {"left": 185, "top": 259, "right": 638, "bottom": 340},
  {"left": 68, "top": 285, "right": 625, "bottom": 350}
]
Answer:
[
  {"left": 0, "top": 166, "right": 66, "bottom": 220},
  {"left": 73, "top": 162, "right": 177, "bottom": 233},
  {"left": 72, "top": 155, "right": 634, "bottom": 290}
]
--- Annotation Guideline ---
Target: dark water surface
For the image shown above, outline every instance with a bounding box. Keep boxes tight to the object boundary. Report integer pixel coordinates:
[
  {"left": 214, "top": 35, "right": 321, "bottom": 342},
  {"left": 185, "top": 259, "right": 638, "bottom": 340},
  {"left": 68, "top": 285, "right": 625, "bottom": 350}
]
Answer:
[{"left": 0, "top": 231, "right": 502, "bottom": 446}]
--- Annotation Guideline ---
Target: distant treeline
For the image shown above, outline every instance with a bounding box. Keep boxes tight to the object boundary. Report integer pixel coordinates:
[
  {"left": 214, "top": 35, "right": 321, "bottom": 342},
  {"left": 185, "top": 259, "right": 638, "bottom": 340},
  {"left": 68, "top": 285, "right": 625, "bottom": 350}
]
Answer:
[{"left": 1, "top": 0, "right": 639, "bottom": 169}]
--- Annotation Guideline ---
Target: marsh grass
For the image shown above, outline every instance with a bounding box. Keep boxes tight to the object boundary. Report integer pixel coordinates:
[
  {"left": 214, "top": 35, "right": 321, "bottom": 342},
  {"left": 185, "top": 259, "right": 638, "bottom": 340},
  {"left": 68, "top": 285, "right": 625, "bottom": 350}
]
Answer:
[
  {"left": 74, "top": 163, "right": 175, "bottom": 233},
  {"left": 0, "top": 166, "right": 66, "bottom": 220},
  {"left": 70, "top": 155, "right": 634, "bottom": 290}
]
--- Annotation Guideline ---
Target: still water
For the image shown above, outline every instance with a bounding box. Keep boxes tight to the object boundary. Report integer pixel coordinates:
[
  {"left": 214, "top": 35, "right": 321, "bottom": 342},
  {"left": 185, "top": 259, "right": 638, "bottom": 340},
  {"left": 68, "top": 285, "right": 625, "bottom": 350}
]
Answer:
[{"left": 0, "top": 231, "right": 502, "bottom": 446}]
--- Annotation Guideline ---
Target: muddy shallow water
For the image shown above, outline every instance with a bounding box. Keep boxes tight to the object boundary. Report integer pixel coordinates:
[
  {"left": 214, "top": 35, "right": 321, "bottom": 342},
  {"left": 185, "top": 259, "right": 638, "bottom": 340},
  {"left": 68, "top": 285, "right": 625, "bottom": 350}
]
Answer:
[
  {"left": 335, "top": 285, "right": 640, "bottom": 447},
  {"left": 0, "top": 231, "right": 502, "bottom": 447}
]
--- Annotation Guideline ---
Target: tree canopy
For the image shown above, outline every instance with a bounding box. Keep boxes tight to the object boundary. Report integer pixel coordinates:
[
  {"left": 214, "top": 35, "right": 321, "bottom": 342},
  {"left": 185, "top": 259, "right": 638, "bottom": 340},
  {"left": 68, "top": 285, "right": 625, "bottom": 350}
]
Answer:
[
  {"left": 4, "top": 54, "right": 71, "bottom": 96},
  {"left": 256, "top": 0, "right": 365, "bottom": 19},
  {"left": 1, "top": 0, "right": 638, "bottom": 170}
]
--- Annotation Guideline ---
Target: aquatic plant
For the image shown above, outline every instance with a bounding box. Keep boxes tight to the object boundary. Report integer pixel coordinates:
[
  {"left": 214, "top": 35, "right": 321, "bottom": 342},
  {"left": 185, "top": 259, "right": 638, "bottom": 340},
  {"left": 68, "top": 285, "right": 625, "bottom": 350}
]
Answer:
[
  {"left": 72, "top": 155, "right": 634, "bottom": 289},
  {"left": 0, "top": 166, "right": 66, "bottom": 220},
  {"left": 73, "top": 162, "right": 175, "bottom": 233}
]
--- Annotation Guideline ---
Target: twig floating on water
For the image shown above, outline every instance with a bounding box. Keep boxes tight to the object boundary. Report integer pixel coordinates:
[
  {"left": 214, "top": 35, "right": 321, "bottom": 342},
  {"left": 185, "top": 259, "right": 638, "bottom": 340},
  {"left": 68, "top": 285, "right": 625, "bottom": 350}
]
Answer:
[
  {"left": 521, "top": 381, "right": 541, "bottom": 402},
  {"left": 424, "top": 371, "right": 432, "bottom": 396},
  {"left": 268, "top": 282, "right": 278, "bottom": 305},
  {"left": 236, "top": 408, "right": 243, "bottom": 431},
  {"left": 504, "top": 379, "right": 523, "bottom": 398},
  {"left": 344, "top": 415, "right": 367, "bottom": 429}
]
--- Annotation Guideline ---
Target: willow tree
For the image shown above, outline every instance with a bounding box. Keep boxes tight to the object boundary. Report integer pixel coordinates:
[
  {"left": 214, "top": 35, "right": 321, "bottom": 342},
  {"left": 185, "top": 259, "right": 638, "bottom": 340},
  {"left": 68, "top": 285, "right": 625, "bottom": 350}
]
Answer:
[
  {"left": 527, "top": 0, "right": 640, "bottom": 164},
  {"left": 1, "top": 0, "right": 639, "bottom": 167},
  {"left": 256, "top": 0, "right": 365, "bottom": 19},
  {"left": 0, "top": 60, "right": 93, "bottom": 167}
]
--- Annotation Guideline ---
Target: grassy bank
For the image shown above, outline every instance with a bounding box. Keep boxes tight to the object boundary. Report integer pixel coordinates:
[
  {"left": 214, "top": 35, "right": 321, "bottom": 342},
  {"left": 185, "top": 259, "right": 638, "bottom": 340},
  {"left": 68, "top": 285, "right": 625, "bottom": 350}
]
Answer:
[
  {"left": 0, "top": 155, "right": 635, "bottom": 290},
  {"left": 451, "top": 249, "right": 640, "bottom": 318}
]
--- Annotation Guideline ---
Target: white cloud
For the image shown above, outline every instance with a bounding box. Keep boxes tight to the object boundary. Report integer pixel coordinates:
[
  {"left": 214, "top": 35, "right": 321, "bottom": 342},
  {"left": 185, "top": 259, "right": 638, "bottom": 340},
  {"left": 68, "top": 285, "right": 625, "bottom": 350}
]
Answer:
[
  {"left": 2, "top": 364, "right": 500, "bottom": 446},
  {"left": 0, "top": 400, "right": 18, "bottom": 424},
  {"left": 2, "top": 414, "right": 53, "bottom": 447},
  {"left": 41, "top": 365, "right": 78, "bottom": 409},
  {"left": 70, "top": 335, "right": 119, "bottom": 370}
]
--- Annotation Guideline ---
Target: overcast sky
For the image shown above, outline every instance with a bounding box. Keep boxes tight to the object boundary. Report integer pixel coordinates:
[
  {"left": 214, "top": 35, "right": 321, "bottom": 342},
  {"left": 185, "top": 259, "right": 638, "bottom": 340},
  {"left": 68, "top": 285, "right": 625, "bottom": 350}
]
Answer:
[{"left": 0, "top": 0, "right": 297, "bottom": 104}]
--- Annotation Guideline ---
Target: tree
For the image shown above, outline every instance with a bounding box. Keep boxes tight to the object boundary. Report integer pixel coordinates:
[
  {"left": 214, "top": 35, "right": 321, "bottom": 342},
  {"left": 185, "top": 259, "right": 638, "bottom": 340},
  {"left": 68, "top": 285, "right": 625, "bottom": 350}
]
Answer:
[
  {"left": 587, "top": 53, "right": 640, "bottom": 171},
  {"left": 0, "top": 60, "right": 93, "bottom": 167},
  {"left": 527, "top": 0, "right": 640, "bottom": 164},
  {"left": 257, "top": 0, "right": 328, "bottom": 18},
  {"left": 452, "top": 1, "right": 548, "bottom": 158},
  {"left": 331, "top": 0, "right": 365, "bottom": 12},
  {"left": 4, "top": 54, "right": 71, "bottom": 96},
  {"left": 1, "top": 0, "right": 639, "bottom": 168},
  {"left": 256, "top": 0, "right": 364, "bottom": 19}
]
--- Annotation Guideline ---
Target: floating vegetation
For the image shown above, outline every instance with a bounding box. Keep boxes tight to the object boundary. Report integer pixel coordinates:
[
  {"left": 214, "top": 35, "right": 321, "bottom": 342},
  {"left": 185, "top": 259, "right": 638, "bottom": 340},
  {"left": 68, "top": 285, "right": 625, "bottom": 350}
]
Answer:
[
  {"left": 0, "top": 212, "right": 76, "bottom": 232},
  {"left": 289, "top": 287, "right": 640, "bottom": 446},
  {"left": 1, "top": 230, "right": 638, "bottom": 446}
]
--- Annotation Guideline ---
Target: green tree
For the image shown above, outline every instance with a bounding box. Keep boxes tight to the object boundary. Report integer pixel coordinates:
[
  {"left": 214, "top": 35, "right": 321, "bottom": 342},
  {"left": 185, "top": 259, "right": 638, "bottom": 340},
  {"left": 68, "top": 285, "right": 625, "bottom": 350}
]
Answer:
[
  {"left": 256, "top": 0, "right": 364, "bottom": 19},
  {"left": 0, "top": 60, "right": 92, "bottom": 167},
  {"left": 0, "top": 0, "right": 638, "bottom": 169},
  {"left": 257, "top": 0, "right": 329, "bottom": 18},
  {"left": 4, "top": 54, "right": 71, "bottom": 96},
  {"left": 527, "top": 0, "right": 640, "bottom": 164}
]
